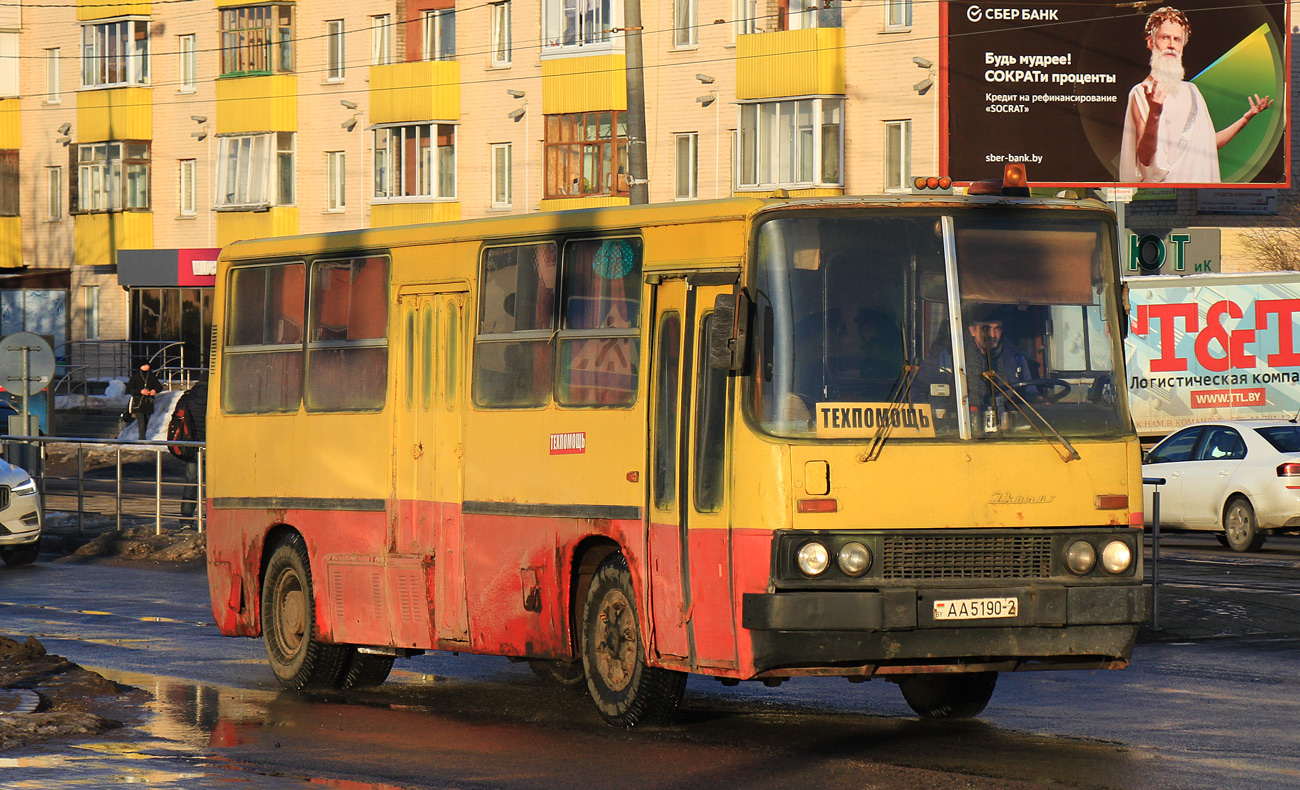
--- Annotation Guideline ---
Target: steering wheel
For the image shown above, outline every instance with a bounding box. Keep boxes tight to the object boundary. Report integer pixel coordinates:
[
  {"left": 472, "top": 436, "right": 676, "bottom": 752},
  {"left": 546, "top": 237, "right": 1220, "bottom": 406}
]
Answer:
[{"left": 1014, "top": 378, "right": 1072, "bottom": 404}]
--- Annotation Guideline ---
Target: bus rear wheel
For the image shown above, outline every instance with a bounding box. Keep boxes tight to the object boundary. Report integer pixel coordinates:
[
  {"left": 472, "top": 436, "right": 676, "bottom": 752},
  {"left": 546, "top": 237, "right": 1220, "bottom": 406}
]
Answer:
[
  {"left": 581, "top": 553, "right": 686, "bottom": 727},
  {"left": 261, "top": 534, "right": 349, "bottom": 690},
  {"left": 898, "top": 672, "right": 997, "bottom": 719}
]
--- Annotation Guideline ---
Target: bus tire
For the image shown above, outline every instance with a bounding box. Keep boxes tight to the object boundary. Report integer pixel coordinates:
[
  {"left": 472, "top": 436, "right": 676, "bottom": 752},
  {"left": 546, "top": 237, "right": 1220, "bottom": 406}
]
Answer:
[
  {"left": 339, "top": 649, "right": 394, "bottom": 689},
  {"left": 261, "top": 534, "right": 349, "bottom": 690},
  {"left": 528, "top": 659, "right": 586, "bottom": 690},
  {"left": 898, "top": 672, "right": 997, "bottom": 719},
  {"left": 581, "top": 553, "right": 686, "bottom": 727},
  {"left": 1223, "top": 497, "right": 1265, "bottom": 552}
]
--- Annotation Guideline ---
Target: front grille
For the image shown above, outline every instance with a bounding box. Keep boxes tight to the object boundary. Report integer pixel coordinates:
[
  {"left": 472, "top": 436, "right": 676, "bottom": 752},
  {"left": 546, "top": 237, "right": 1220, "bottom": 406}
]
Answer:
[
  {"left": 880, "top": 534, "right": 1052, "bottom": 580},
  {"left": 0, "top": 485, "right": 9, "bottom": 511}
]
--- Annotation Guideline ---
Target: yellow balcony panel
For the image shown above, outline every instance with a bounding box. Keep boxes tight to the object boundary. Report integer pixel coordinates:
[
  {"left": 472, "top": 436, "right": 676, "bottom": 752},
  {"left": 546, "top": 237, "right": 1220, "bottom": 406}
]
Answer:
[
  {"left": 370, "top": 62, "right": 460, "bottom": 124},
  {"left": 736, "top": 187, "right": 844, "bottom": 199},
  {"left": 0, "top": 99, "right": 19, "bottom": 149},
  {"left": 216, "top": 76, "right": 298, "bottom": 135},
  {"left": 736, "top": 28, "right": 845, "bottom": 100},
  {"left": 77, "top": 0, "right": 150, "bottom": 22},
  {"left": 538, "top": 196, "right": 629, "bottom": 212},
  {"left": 76, "top": 88, "right": 152, "bottom": 141},
  {"left": 0, "top": 218, "right": 20, "bottom": 268},
  {"left": 216, "top": 207, "right": 298, "bottom": 247},
  {"left": 369, "top": 202, "right": 461, "bottom": 228},
  {"left": 74, "top": 212, "right": 153, "bottom": 267},
  {"left": 542, "top": 56, "right": 627, "bottom": 115}
]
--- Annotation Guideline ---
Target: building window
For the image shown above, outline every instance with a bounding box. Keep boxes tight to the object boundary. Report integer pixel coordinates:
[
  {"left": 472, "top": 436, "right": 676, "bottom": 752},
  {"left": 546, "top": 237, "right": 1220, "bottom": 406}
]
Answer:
[
  {"left": 489, "top": 2, "right": 511, "bottom": 66},
  {"left": 373, "top": 124, "right": 456, "bottom": 200},
  {"left": 674, "top": 133, "right": 697, "bottom": 200},
  {"left": 83, "top": 286, "right": 100, "bottom": 341},
  {"left": 777, "top": 0, "right": 840, "bottom": 30},
  {"left": 542, "top": 0, "right": 616, "bottom": 52},
  {"left": 490, "top": 143, "right": 512, "bottom": 208},
  {"left": 544, "top": 111, "right": 627, "bottom": 199},
  {"left": 422, "top": 9, "right": 456, "bottom": 61},
  {"left": 735, "top": 0, "right": 759, "bottom": 35},
  {"left": 0, "top": 33, "right": 14, "bottom": 97},
  {"left": 327, "top": 151, "right": 346, "bottom": 210},
  {"left": 179, "top": 159, "right": 197, "bottom": 216},
  {"left": 371, "top": 15, "right": 392, "bottom": 65},
  {"left": 325, "top": 19, "right": 345, "bottom": 80},
  {"left": 74, "top": 141, "right": 150, "bottom": 212},
  {"left": 215, "top": 132, "right": 294, "bottom": 208},
  {"left": 46, "top": 48, "right": 61, "bottom": 102},
  {"left": 885, "top": 0, "right": 912, "bottom": 30},
  {"left": 220, "top": 5, "right": 294, "bottom": 76},
  {"left": 884, "top": 120, "right": 910, "bottom": 191},
  {"left": 178, "top": 34, "right": 196, "bottom": 91},
  {"left": 673, "top": 0, "right": 697, "bottom": 47},
  {"left": 738, "top": 97, "right": 842, "bottom": 189},
  {"left": 81, "top": 18, "right": 150, "bottom": 87},
  {"left": 47, "top": 166, "right": 63, "bottom": 221},
  {"left": 0, "top": 151, "right": 16, "bottom": 217}
]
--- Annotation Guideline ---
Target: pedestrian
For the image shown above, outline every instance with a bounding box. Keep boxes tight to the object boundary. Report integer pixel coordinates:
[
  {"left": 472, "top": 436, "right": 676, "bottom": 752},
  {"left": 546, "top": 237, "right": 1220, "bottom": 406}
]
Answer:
[
  {"left": 126, "top": 363, "right": 161, "bottom": 441},
  {"left": 176, "top": 378, "right": 208, "bottom": 518}
]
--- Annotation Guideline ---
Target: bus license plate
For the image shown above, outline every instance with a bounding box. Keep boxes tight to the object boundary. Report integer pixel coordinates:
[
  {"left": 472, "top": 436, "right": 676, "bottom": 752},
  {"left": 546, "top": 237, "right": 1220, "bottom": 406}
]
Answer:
[{"left": 933, "top": 597, "right": 1018, "bottom": 620}]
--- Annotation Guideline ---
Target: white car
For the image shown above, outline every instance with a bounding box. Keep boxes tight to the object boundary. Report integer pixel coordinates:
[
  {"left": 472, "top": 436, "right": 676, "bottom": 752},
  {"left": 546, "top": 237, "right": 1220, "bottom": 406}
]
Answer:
[
  {"left": 1142, "top": 419, "right": 1300, "bottom": 552},
  {"left": 0, "top": 457, "right": 41, "bottom": 566}
]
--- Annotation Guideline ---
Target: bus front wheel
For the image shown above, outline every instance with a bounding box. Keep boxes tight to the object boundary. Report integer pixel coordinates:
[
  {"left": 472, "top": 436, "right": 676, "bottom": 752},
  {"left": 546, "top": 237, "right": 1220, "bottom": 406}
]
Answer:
[
  {"left": 261, "top": 535, "right": 349, "bottom": 690},
  {"left": 898, "top": 672, "right": 997, "bottom": 719},
  {"left": 581, "top": 553, "right": 686, "bottom": 727}
]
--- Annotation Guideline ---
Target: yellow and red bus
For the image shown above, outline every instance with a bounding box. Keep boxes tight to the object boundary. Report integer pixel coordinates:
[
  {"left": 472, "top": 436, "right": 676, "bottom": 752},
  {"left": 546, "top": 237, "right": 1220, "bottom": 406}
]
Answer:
[{"left": 206, "top": 176, "right": 1148, "bottom": 725}]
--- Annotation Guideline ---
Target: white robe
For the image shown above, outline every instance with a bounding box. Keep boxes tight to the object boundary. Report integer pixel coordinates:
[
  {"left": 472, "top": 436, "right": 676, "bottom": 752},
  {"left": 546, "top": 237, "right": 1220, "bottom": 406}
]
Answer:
[{"left": 1119, "top": 79, "right": 1220, "bottom": 183}]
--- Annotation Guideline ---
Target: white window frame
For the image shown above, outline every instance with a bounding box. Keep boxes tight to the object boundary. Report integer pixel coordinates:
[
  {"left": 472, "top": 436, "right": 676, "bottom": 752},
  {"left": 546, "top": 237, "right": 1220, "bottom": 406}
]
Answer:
[
  {"left": 884, "top": 0, "right": 912, "bottom": 31},
  {"left": 673, "top": 0, "right": 697, "bottom": 47},
  {"left": 489, "top": 2, "right": 512, "bottom": 67},
  {"left": 178, "top": 34, "right": 196, "bottom": 92},
  {"left": 490, "top": 143, "right": 512, "bottom": 208},
  {"left": 371, "top": 15, "right": 391, "bottom": 66},
  {"left": 542, "top": 0, "right": 619, "bottom": 55},
  {"left": 734, "top": 0, "right": 759, "bottom": 37},
  {"left": 325, "top": 19, "right": 345, "bottom": 81},
  {"left": 884, "top": 120, "right": 911, "bottom": 192},
  {"left": 179, "top": 158, "right": 197, "bottom": 216},
  {"left": 674, "top": 133, "right": 698, "bottom": 200},
  {"left": 422, "top": 9, "right": 455, "bottom": 62},
  {"left": 737, "top": 97, "right": 843, "bottom": 190},
  {"left": 83, "top": 285, "right": 100, "bottom": 340},
  {"left": 77, "top": 141, "right": 150, "bottom": 212},
  {"left": 0, "top": 32, "right": 15, "bottom": 98},
  {"left": 327, "top": 150, "right": 346, "bottom": 211},
  {"left": 47, "top": 166, "right": 63, "bottom": 221},
  {"left": 81, "top": 17, "right": 150, "bottom": 88},
  {"left": 372, "top": 123, "right": 457, "bottom": 201},
  {"left": 215, "top": 132, "right": 294, "bottom": 209},
  {"left": 46, "top": 48, "right": 61, "bottom": 103}
]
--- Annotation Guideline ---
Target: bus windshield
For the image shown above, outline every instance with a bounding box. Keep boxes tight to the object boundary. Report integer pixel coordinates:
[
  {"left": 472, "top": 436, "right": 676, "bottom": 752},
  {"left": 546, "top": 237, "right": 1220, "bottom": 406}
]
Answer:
[{"left": 750, "top": 209, "right": 1128, "bottom": 441}]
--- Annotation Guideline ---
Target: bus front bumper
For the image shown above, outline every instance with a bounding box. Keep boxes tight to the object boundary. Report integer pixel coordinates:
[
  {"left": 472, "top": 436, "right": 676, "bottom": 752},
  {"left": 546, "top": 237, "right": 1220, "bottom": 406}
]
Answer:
[{"left": 742, "top": 583, "right": 1148, "bottom": 673}]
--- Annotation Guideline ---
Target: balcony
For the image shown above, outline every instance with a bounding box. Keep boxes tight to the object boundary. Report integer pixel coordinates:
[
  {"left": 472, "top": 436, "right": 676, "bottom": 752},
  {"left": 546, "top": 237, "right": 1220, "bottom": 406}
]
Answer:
[
  {"left": 369, "top": 62, "right": 460, "bottom": 124},
  {"left": 76, "top": 88, "right": 152, "bottom": 141},
  {"left": 736, "top": 28, "right": 845, "bottom": 100},
  {"left": 216, "top": 76, "right": 297, "bottom": 134}
]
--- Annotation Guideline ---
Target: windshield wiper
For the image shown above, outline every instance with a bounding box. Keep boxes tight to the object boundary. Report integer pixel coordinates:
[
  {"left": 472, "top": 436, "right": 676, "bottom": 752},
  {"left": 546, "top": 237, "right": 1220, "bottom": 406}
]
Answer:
[
  {"left": 981, "top": 370, "right": 1080, "bottom": 463},
  {"left": 859, "top": 362, "right": 920, "bottom": 463}
]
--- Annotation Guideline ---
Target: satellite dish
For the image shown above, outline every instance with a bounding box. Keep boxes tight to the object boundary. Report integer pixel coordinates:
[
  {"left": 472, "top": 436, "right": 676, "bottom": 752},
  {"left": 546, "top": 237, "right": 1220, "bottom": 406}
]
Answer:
[{"left": 0, "top": 333, "right": 56, "bottom": 397}]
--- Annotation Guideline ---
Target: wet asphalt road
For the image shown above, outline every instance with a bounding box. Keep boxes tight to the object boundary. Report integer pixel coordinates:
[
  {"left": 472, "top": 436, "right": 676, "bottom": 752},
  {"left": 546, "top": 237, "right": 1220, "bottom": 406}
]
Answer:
[{"left": 1, "top": 534, "right": 1299, "bottom": 789}]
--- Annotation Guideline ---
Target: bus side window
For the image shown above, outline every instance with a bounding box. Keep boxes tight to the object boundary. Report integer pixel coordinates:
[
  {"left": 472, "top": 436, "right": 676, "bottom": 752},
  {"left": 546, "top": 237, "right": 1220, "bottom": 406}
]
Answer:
[
  {"left": 695, "top": 312, "right": 728, "bottom": 512},
  {"left": 557, "top": 238, "right": 642, "bottom": 407},
  {"left": 304, "top": 255, "right": 389, "bottom": 412},
  {"left": 473, "top": 243, "right": 557, "bottom": 407}
]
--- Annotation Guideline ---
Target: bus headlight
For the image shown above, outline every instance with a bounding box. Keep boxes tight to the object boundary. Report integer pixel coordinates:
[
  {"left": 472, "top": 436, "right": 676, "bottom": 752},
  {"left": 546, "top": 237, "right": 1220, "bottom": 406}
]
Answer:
[
  {"left": 1065, "top": 540, "right": 1096, "bottom": 575},
  {"left": 837, "top": 542, "right": 872, "bottom": 577},
  {"left": 1101, "top": 540, "right": 1133, "bottom": 574},
  {"left": 796, "top": 542, "right": 830, "bottom": 577}
]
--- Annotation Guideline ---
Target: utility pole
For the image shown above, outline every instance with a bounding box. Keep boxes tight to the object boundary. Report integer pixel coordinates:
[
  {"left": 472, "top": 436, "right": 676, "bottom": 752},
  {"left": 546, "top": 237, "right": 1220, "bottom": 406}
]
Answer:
[{"left": 624, "top": 0, "right": 649, "bottom": 204}]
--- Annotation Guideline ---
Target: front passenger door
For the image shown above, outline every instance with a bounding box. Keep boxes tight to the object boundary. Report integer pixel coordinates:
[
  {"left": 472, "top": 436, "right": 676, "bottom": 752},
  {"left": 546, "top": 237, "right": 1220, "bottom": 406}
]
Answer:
[{"left": 1143, "top": 426, "right": 1204, "bottom": 526}]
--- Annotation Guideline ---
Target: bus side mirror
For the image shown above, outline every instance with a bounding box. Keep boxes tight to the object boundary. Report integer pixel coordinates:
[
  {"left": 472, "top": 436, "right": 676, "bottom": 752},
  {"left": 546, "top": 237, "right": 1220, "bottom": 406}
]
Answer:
[{"left": 709, "top": 288, "right": 751, "bottom": 371}]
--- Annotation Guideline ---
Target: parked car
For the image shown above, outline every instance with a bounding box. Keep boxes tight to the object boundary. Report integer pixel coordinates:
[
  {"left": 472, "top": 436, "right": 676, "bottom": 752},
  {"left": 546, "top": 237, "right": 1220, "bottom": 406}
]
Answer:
[
  {"left": 1142, "top": 419, "right": 1300, "bottom": 552},
  {"left": 0, "top": 456, "right": 41, "bottom": 565}
]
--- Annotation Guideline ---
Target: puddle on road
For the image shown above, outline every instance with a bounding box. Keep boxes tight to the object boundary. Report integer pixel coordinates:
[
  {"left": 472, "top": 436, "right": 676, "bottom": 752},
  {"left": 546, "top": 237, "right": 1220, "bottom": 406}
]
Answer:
[{"left": 0, "top": 668, "right": 411, "bottom": 790}]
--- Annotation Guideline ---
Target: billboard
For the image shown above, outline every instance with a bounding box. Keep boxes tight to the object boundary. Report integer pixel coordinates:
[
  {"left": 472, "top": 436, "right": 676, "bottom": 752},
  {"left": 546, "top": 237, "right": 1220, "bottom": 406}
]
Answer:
[{"left": 943, "top": 1, "right": 1288, "bottom": 187}]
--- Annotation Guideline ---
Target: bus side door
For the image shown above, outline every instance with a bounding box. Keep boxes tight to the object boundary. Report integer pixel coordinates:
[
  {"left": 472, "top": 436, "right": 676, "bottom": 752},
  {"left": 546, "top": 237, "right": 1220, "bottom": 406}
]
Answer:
[{"left": 648, "top": 279, "right": 737, "bottom": 669}]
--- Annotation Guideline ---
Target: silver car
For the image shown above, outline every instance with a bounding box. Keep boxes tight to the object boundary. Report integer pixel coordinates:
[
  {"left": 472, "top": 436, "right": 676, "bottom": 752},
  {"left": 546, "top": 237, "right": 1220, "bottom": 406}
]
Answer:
[
  {"left": 0, "top": 457, "right": 41, "bottom": 565},
  {"left": 1142, "top": 420, "right": 1300, "bottom": 552}
]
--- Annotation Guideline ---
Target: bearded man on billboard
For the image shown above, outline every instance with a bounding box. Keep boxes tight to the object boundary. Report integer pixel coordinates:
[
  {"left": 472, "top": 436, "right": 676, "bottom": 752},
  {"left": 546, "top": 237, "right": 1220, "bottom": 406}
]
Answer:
[{"left": 1119, "top": 6, "right": 1272, "bottom": 183}]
